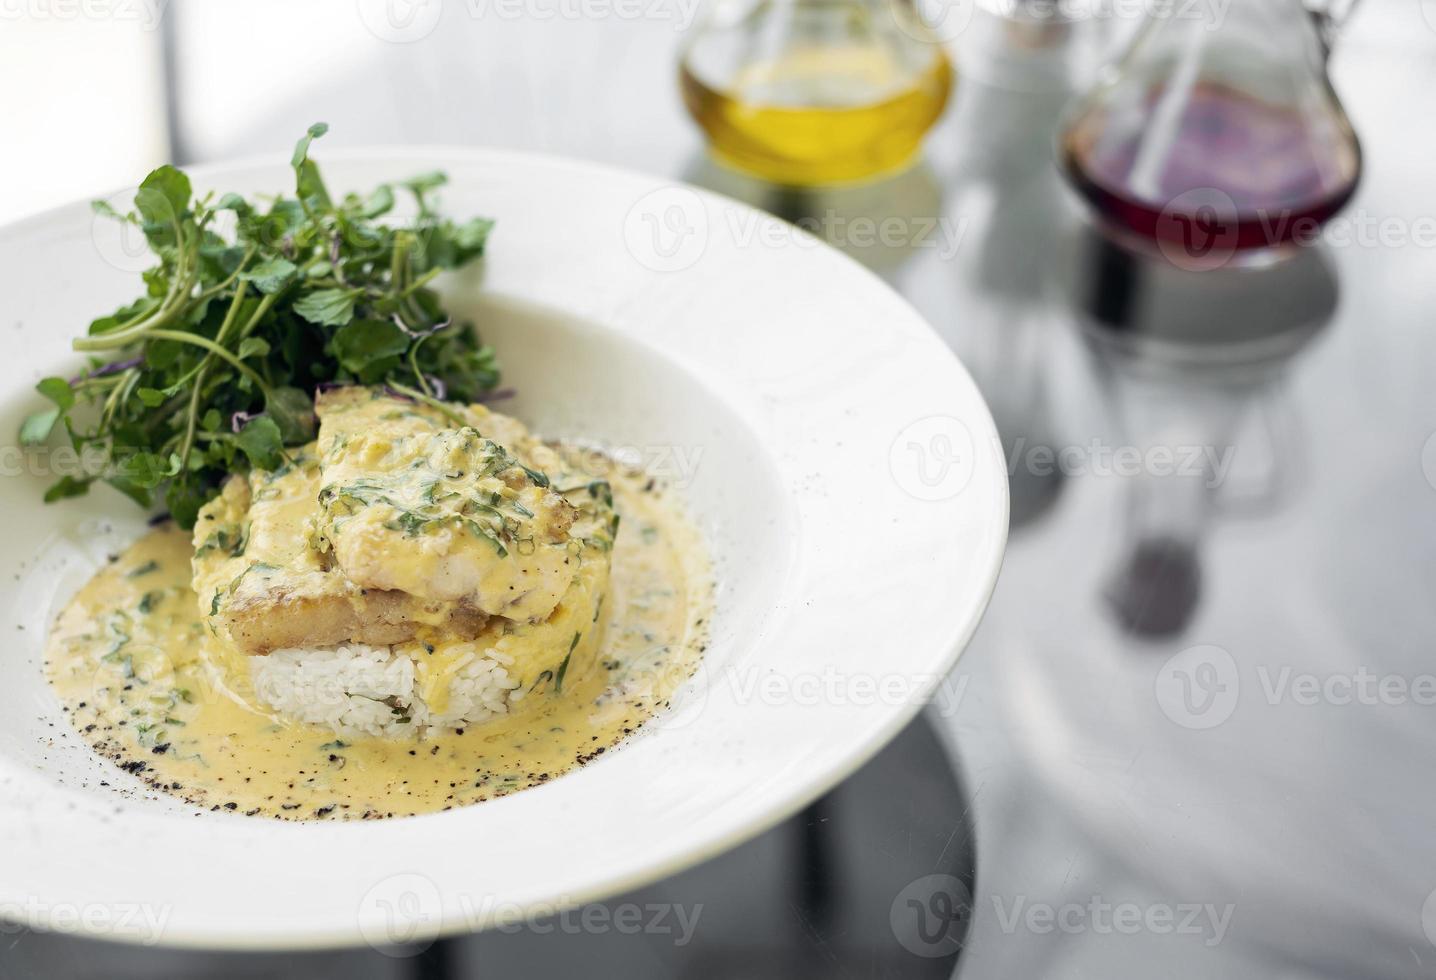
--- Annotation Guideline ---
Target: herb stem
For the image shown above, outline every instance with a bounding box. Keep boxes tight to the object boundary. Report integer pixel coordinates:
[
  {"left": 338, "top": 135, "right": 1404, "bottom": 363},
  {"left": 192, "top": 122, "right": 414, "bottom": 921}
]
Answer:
[
  {"left": 73, "top": 235, "right": 200, "bottom": 352},
  {"left": 195, "top": 245, "right": 257, "bottom": 302},
  {"left": 400, "top": 267, "right": 441, "bottom": 297},
  {"left": 387, "top": 381, "right": 468, "bottom": 426},
  {"left": 179, "top": 282, "right": 252, "bottom": 469},
  {"left": 389, "top": 231, "right": 412, "bottom": 293},
  {"left": 408, "top": 335, "right": 433, "bottom": 397},
  {"left": 143, "top": 330, "right": 271, "bottom": 395},
  {"left": 212, "top": 280, "right": 252, "bottom": 348},
  {"left": 100, "top": 368, "right": 138, "bottom": 429},
  {"left": 235, "top": 291, "right": 281, "bottom": 339}
]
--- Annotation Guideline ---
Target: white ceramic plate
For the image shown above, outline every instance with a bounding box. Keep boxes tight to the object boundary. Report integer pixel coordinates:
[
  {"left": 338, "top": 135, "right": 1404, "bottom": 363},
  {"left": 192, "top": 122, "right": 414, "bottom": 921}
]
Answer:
[{"left": 0, "top": 149, "right": 1006, "bottom": 949}]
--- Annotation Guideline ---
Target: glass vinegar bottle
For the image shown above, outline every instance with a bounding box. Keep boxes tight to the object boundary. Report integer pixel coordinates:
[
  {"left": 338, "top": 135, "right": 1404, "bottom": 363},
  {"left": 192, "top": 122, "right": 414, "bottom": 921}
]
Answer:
[{"left": 1058, "top": 0, "right": 1361, "bottom": 262}]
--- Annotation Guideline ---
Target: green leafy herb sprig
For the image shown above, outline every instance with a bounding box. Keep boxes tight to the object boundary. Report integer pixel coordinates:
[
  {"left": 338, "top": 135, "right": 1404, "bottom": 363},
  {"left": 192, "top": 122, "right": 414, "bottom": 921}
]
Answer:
[{"left": 21, "top": 123, "right": 499, "bottom": 528}]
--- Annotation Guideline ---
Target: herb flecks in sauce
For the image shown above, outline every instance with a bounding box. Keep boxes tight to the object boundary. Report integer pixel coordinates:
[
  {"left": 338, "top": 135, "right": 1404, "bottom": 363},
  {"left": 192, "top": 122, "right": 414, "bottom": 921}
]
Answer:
[{"left": 44, "top": 458, "right": 711, "bottom": 819}]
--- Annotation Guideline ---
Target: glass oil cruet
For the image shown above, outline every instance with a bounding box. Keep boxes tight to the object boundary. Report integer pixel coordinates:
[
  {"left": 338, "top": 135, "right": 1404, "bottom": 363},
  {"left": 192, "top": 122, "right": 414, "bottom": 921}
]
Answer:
[
  {"left": 1058, "top": 0, "right": 1362, "bottom": 264},
  {"left": 680, "top": 0, "right": 954, "bottom": 186}
]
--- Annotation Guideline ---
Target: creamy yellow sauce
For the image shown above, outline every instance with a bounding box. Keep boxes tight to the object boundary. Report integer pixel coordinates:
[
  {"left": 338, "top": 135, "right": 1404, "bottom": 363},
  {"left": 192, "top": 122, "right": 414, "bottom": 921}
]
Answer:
[
  {"left": 194, "top": 391, "right": 607, "bottom": 656},
  {"left": 312, "top": 388, "right": 588, "bottom": 623},
  {"left": 44, "top": 466, "right": 710, "bottom": 820}
]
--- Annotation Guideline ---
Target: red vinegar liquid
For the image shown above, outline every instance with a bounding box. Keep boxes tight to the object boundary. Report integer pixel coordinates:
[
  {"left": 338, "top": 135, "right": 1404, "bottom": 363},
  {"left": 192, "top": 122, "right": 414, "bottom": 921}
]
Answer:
[{"left": 1062, "top": 82, "right": 1360, "bottom": 253}]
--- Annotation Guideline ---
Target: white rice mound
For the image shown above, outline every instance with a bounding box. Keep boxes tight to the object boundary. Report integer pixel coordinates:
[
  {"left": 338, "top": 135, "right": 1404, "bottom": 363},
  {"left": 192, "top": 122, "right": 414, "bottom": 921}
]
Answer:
[{"left": 251, "top": 643, "right": 520, "bottom": 739}]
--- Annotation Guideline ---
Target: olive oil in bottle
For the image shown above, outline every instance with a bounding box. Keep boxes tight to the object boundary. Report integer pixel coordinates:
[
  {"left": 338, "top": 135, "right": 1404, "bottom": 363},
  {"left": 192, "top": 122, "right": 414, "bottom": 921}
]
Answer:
[{"left": 680, "top": 2, "right": 953, "bottom": 186}]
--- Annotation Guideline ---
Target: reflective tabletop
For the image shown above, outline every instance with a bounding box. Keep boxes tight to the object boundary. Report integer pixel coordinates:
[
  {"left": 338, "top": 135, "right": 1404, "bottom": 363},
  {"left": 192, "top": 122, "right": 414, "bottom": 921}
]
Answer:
[{"left": 6, "top": 0, "right": 1436, "bottom": 976}]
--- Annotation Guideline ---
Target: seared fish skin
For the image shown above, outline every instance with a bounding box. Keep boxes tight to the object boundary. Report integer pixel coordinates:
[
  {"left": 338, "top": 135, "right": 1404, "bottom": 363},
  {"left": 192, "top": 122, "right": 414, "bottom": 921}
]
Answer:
[
  {"left": 221, "top": 586, "right": 489, "bottom": 654},
  {"left": 192, "top": 453, "right": 490, "bottom": 655}
]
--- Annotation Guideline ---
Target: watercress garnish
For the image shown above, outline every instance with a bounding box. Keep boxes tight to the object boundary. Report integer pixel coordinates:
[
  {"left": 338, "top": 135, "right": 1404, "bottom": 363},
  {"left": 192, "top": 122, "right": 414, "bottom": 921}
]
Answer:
[{"left": 21, "top": 123, "right": 499, "bottom": 527}]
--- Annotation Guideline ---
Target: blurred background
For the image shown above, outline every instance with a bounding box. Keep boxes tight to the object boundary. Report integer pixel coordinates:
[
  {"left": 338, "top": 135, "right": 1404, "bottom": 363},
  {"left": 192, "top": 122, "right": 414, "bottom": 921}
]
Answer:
[{"left": 3, "top": 0, "right": 1436, "bottom": 976}]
